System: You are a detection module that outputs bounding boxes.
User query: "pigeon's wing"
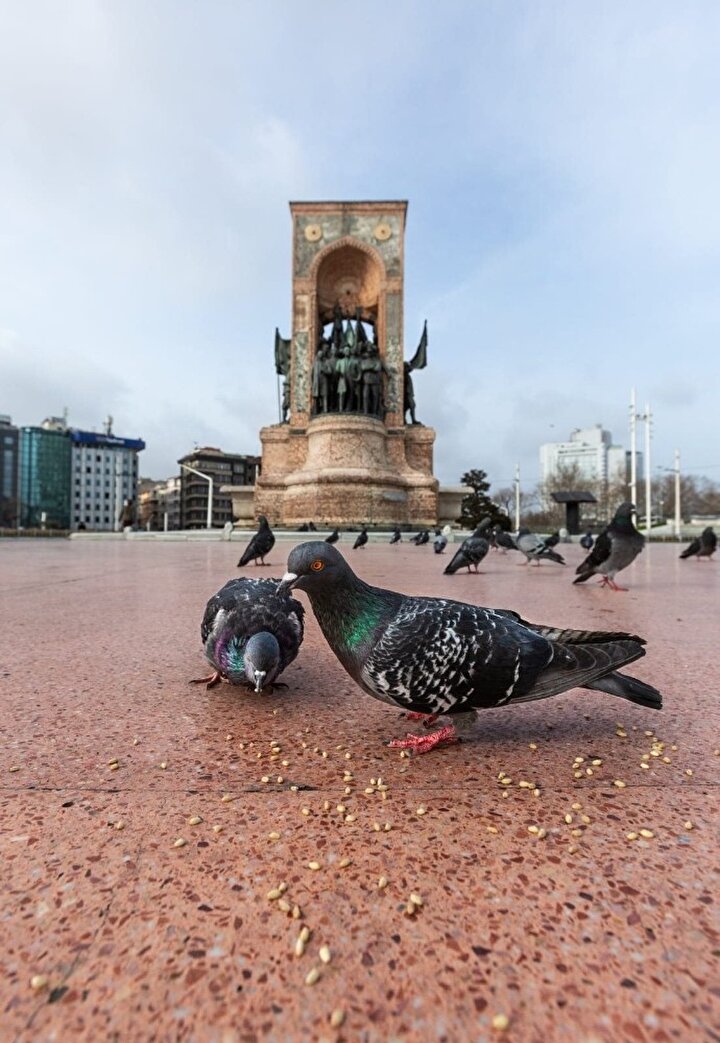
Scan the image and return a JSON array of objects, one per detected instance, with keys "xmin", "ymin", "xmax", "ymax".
[
  {"xmin": 443, "ymin": 547, "xmax": 469, "ymax": 574},
  {"xmin": 200, "ymin": 578, "xmax": 279, "ymax": 642},
  {"xmin": 492, "ymin": 609, "xmax": 646, "ymax": 647},
  {"xmin": 680, "ymin": 537, "xmax": 701, "ymax": 559},
  {"xmin": 360, "ymin": 600, "xmax": 555, "ymax": 716},
  {"xmin": 463, "ymin": 537, "xmax": 489, "ymax": 564},
  {"xmin": 539, "ymin": 547, "xmax": 565, "ymax": 565},
  {"xmin": 252, "ymin": 589, "xmax": 305, "ymax": 669},
  {"xmin": 517, "ymin": 532, "xmax": 541, "ymax": 555},
  {"xmin": 574, "ymin": 529, "xmax": 611, "ymax": 581},
  {"xmin": 606, "ymin": 530, "xmax": 643, "ymax": 573},
  {"xmin": 238, "ymin": 531, "xmax": 264, "ymax": 566}
]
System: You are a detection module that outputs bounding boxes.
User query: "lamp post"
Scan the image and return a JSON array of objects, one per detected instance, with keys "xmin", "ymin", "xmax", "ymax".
[
  {"xmin": 180, "ymin": 463, "xmax": 214, "ymax": 530},
  {"xmin": 514, "ymin": 464, "xmax": 521, "ymax": 531},
  {"xmin": 629, "ymin": 390, "xmax": 652, "ymax": 535},
  {"xmin": 674, "ymin": 449, "xmax": 681, "ymax": 539},
  {"xmin": 656, "ymin": 454, "xmax": 682, "ymax": 539}
]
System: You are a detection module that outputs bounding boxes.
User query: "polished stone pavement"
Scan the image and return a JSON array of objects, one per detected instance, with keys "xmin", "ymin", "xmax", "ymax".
[{"xmin": 1, "ymin": 537, "xmax": 718, "ymax": 1043}]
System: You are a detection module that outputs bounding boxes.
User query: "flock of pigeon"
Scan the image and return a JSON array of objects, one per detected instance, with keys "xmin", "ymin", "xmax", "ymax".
[{"xmin": 192, "ymin": 505, "xmax": 714, "ymax": 754}]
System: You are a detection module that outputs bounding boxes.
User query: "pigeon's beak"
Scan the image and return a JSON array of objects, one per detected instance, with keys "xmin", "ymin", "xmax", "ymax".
[
  {"xmin": 253, "ymin": 670, "xmax": 267, "ymax": 693},
  {"xmin": 278, "ymin": 571, "xmax": 298, "ymax": 593}
]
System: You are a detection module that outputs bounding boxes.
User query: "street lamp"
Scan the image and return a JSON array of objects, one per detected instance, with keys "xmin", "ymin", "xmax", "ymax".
[
  {"xmin": 629, "ymin": 389, "xmax": 652, "ymax": 536},
  {"xmin": 180, "ymin": 463, "xmax": 214, "ymax": 530},
  {"xmin": 514, "ymin": 464, "xmax": 521, "ymax": 531},
  {"xmin": 656, "ymin": 451, "xmax": 682, "ymax": 539}
]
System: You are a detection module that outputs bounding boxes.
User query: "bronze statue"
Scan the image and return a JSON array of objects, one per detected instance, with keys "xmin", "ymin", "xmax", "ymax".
[
  {"xmin": 404, "ymin": 320, "xmax": 428, "ymax": 425},
  {"xmin": 274, "ymin": 328, "xmax": 292, "ymax": 423},
  {"xmin": 361, "ymin": 342, "xmax": 391, "ymax": 417},
  {"xmin": 335, "ymin": 345, "xmax": 353, "ymax": 412}
]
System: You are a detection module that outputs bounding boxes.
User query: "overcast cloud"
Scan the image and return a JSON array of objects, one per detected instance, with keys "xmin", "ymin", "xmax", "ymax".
[{"xmin": 1, "ymin": 1, "xmax": 719, "ymax": 491}]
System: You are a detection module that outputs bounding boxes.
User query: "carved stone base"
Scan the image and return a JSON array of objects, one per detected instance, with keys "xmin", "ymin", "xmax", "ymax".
[{"xmin": 255, "ymin": 415, "xmax": 438, "ymax": 527}]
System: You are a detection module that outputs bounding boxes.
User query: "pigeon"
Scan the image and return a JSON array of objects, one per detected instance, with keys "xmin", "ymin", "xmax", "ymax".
[
  {"xmin": 493, "ymin": 528, "xmax": 517, "ymax": 554},
  {"xmin": 237, "ymin": 515, "xmax": 275, "ymax": 567},
  {"xmin": 389, "ymin": 527, "xmax": 402, "ymax": 545},
  {"xmin": 574, "ymin": 502, "xmax": 644, "ymax": 591},
  {"xmin": 433, "ymin": 533, "xmax": 448, "ymax": 554},
  {"xmin": 443, "ymin": 536, "xmax": 490, "ymax": 574},
  {"xmin": 191, "ymin": 577, "xmax": 304, "ymax": 691},
  {"xmin": 353, "ymin": 526, "xmax": 369, "ymax": 550},
  {"xmin": 278, "ymin": 542, "xmax": 662, "ymax": 755},
  {"xmin": 679, "ymin": 527, "xmax": 716, "ymax": 561},
  {"xmin": 410, "ymin": 530, "xmax": 430, "ymax": 546},
  {"xmin": 580, "ymin": 531, "xmax": 594, "ymax": 551},
  {"xmin": 308, "ymin": 521, "xmax": 317, "ymax": 532},
  {"xmin": 325, "ymin": 529, "xmax": 340, "ymax": 544},
  {"xmin": 544, "ymin": 531, "xmax": 561, "ymax": 549},
  {"xmin": 516, "ymin": 528, "xmax": 566, "ymax": 566}
]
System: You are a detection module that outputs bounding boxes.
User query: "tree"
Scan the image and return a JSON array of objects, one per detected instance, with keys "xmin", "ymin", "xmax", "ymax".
[{"xmin": 457, "ymin": 470, "xmax": 507, "ymax": 530}]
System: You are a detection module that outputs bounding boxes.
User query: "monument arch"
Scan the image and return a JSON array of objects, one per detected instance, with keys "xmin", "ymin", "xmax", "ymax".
[{"xmin": 255, "ymin": 201, "xmax": 438, "ymax": 527}]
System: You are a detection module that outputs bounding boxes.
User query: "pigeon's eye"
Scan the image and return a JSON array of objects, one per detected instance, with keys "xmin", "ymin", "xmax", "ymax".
[{"xmin": 310, "ymin": 559, "xmax": 325, "ymax": 572}]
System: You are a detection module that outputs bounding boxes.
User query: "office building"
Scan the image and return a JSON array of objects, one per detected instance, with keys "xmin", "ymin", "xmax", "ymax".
[
  {"xmin": 0, "ymin": 415, "xmax": 20, "ymax": 527},
  {"xmin": 70, "ymin": 422, "xmax": 145, "ymax": 531},
  {"xmin": 540, "ymin": 425, "xmax": 640, "ymax": 487},
  {"xmin": 178, "ymin": 447, "xmax": 260, "ymax": 528},
  {"xmin": 19, "ymin": 424, "xmax": 72, "ymax": 529}
]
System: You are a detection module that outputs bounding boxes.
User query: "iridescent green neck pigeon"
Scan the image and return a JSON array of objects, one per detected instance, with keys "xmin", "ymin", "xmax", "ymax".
[{"xmin": 279, "ymin": 542, "xmax": 661, "ymax": 755}]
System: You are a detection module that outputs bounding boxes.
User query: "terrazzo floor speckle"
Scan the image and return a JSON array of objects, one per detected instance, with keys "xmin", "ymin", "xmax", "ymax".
[{"xmin": 1, "ymin": 537, "xmax": 718, "ymax": 1043}]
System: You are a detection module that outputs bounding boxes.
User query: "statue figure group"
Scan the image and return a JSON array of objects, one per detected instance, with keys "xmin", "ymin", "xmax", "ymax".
[
  {"xmin": 275, "ymin": 305, "xmax": 428, "ymax": 425},
  {"xmin": 312, "ymin": 335, "xmax": 391, "ymax": 418}
]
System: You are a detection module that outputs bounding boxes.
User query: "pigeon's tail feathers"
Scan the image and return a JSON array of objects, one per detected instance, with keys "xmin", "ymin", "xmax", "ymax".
[
  {"xmin": 573, "ymin": 564, "xmax": 594, "ymax": 584},
  {"xmin": 238, "ymin": 546, "xmax": 254, "ymax": 567},
  {"xmin": 443, "ymin": 550, "xmax": 466, "ymax": 574},
  {"xmin": 679, "ymin": 539, "xmax": 700, "ymax": 559},
  {"xmin": 543, "ymin": 548, "xmax": 565, "ymax": 565},
  {"xmin": 509, "ymin": 636, "xmax": 651, "ymax": 705},
  {"xmin": 584, "ymin": 671, "xmax": 662, "ymax": 710}
]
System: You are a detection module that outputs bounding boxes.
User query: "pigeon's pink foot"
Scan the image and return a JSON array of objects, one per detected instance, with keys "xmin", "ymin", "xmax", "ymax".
[
  {"xmin": 402, "ymin": 710, "xmax": 435, "ymax": 722},
  {"xmin": 388, "ymin": 725, "xmax": 458, "ymax": 754},
  {"xmin": 190, "ymin": 671, "xmax": 222, "ymax": 689},
  {"xmin": 600, "ymin": 577, "xmax": 628, "ymax": 591}
]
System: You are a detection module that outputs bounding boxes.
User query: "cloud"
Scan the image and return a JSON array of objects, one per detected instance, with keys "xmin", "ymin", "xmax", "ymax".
[{"xmin": 1, "ymin": 1, "xmax": 718, "ymax": 495}]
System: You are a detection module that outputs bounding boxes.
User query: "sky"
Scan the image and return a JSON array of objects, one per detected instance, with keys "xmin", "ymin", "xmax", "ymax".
[{"xmin": 2, "ymin": 1, "xmax": 719, "ymax": 493}]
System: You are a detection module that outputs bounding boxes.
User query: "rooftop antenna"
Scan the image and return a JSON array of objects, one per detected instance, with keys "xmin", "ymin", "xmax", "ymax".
[{"xmin": 104, "ymin": 415, "xmax": 113, "ymax": 435}]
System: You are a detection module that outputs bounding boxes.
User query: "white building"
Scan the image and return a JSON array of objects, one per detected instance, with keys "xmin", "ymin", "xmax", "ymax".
[
  {"xmin": 540, "ymin": 425, "xmax": 641, "ymax": 487},
  {"xmin": 70, "ymin": 422, "xmax": 145, "ymax": 531}
]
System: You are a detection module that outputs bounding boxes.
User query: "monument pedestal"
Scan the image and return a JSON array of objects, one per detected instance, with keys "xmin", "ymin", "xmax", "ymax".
[{"xmin": 255, "ymin": 415, "xmax": 438, "ymax": 527}]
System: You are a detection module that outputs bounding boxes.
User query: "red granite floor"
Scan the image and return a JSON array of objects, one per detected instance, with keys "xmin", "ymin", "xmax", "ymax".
[{"xmin": 1, "ymin": 537, "xmax": 718, "ymax": 1043}]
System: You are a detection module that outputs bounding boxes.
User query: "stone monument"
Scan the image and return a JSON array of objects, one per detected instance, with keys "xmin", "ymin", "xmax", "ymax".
[{"xmin": 254, "ymin": 201, "xmax": 439, "ymax": 527}]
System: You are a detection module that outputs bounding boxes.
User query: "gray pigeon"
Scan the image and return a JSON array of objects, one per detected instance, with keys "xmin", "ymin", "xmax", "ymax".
[
  {"xmin": 389, "ymin": 527, "xmax": 402, "ymax": 544},
  {"xmin": 679, "ymin": 527, "xmax": 716, "ymax": 561},
  {"xmin": 237, "ymin": 515, "xmax": 275, "ymax": 567},
  {"xmin": 580, "ymin": 531, "xmax": 594, "ymax": 551},
  {"xmin": 443, "ymin": 536, "xmax": 490, "ymax": 574},
  {"xmin": 191, "ymin": 577, "xmax": 304, "ymax": 691},
  {"xmin": 574, "ymin": 502, "xmax": 644, "ymax": 590},
  {"xmin": 325, "ymin": 528, "xmax": 340, "ymax": 544},
  {"xmin": 353, "ymin": 526, "xmax": 369, "ymax": 550},
  {"xmin": 433, "ymin": 533, "xmax": 448, "ymax": 554},
  {"xmin": 278, "ymin": 542, "xmax": 661, "ymax": 754},
  {"xmin": 516, "ymin": 528, "xmax": 565, "ymax": 566},
  {"xmin": 493, "ymin": 528, "xmax": 517, "ymax": 554}
]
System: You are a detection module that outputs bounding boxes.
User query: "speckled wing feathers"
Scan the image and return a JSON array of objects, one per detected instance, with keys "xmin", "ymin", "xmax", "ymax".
[{"xmin": 360, "ymin": 598, "xmax": 554, "ymax": 715}]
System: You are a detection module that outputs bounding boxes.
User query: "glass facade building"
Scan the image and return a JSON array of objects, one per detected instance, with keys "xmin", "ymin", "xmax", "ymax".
[{"xmin": 19, "ymin": 426, "xmax": 72, "ymax": 529}]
